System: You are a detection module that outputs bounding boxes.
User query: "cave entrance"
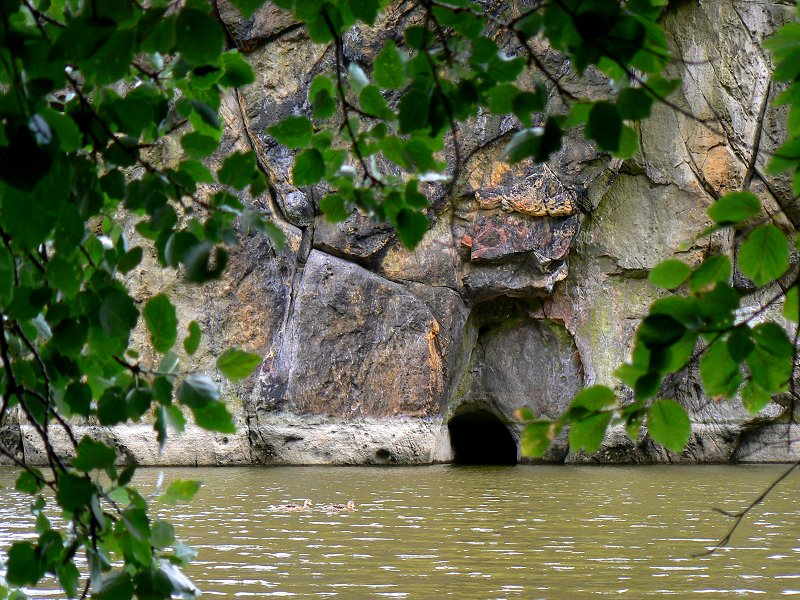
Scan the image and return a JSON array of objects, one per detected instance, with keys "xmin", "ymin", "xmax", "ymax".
[{"xmin": 448, "ymin": 408, "xmax": 518, "ymax": 465}]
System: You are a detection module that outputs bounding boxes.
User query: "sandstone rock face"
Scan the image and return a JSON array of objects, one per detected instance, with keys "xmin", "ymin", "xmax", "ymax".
[
  {"xmin": 256, "ymin": 250, "xmax": 458, "ymax": 418},
  {"xmin": 18, "ymin": 0, "xmax": 798, "ymax": 467}
]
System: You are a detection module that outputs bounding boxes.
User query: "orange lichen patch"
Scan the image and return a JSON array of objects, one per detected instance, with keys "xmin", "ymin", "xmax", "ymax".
[
  {"xmin": 426, "ymin": 320, "xmax": 444, "ymax": 399},
  {"xmin": 460, "ymin": 234, "xmax": 473, "ymax": 248},
  {"xmin": 475, "ymin": 192, "xmax": 503, "ymax": 210},
  {"xmin": 467, "ymin": 156, "xmax": 513, "ymax": 191},
  {"xmin": 702, "ymin": 144, "xmax": 744, "ymax": 196},
  {"xmin": 505, "ymin": 193, "xmax": 547, "ymax": 216},
  {"xmin": 469, "ymin": 157, "xmax": 578, "ymax": 218},
  {"xmin": 544, "ymin": 193, "xmax": 577, "ymax": 217}
]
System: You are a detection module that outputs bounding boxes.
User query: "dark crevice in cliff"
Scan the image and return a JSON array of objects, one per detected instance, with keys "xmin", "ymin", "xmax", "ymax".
[
  {"xmin": 741, "ymin": 81, "xmax": 770, "ymax": 191},
  {"xmin": 681, "ymin": 136, "xmax": 722, "ymax": 202},
  {"xmin": 238, "ymin": 22, "xmax": 306, "ymax": 54},
  {"xmin": 234, "ymin": 88, "xmax": 296, "ymax": 228},
  {"xmin": 448, "ymin": 408, "xmax": 517, "ymax": 465}
]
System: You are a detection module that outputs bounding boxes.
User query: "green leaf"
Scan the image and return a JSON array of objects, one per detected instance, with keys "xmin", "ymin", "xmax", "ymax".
[
  {"xmin": 143, "ymin": 294, "xmax": 178, "ymax": 354},
  {"xmin": 152, "ymin": 519, "xmax": 176, "ymax": 549},
  {"xmin": 97, "ymin": 387, "xmax": 129, "ymax": 426},
  {"xmin": 99, "ymin": 289, "xmax": 139, "ymax": 342},
  {"xmin": 293, "ymin": 149, "xmax": 325, "ymax": 185},
  {"xmin": 192, "ymin": 401, "xmax": 236, "ymax": 433},
  {"xmin": 177, "ymin": 375, "xmax": 219, "ymax": 409},
  {"xmin": 402, "ymin": 139, "xmax": 436, "ymax": 171},
  {"xmin": 310, "ymin": 75, "xmax": 337, "ymax": 120},
  {"xmin": 568, "ymin": 412, "xmax": 611, "ymax": 454},
  {"xmin": 515, "ymin": 12, "xmax": 542, "ymax": 39},
  {"xmin": 399, "ymin": 89, "xmax": 432, "ymax": 134},
  {"xmin": 708, "ymin": 191, "xmax": 761, "ymax": 224},
  {"xmin": 373, "ymin": 41, "xmax": 408, "ymax": 89},
  {"xmin": 614, "ymin": 125, "xmax": 639, "ymax": 159},
  {"xmin": 46, "ymin": 254, "xmax": 82, "ymax": 298},
  {"xmin": 55, "ymin": 473, "xmax": 96, "ymax": 512},
  {"xmin": 347, "ymin": 0, "xmax": 381, "ymax": 24},
  {"xmin": 741, "ymin": 381, "xmax": 772, "ymax": 414},
  {"xmin": 637, "ymin": 314, "xmax": 686, "ymax": 349},
  {"xmin": 648, "ymin": 259, "xmax": 691, "ymax": 290},
  {"xmin": 86, "ymin": 30, "xmax": 137, "ymax": 85},
  {"xmin": 360, "ymin": 85, "xmax": 391, "ymax": 119},
  {"xmin": 73, "ymin": 436, "xmax": 117, "ymax": 474},
  {"xmin": 216, "ymin": 348, "xmax": 262, "ymax": 381},
  {"xmin": 229, "ymin": 0, "xmax": 264, "ymax": 18},
  {"xmin": 161, "ymin": 479, "xmax": 202, "ymax": 505},
  {"xmin": 117, "ymin": 247, "xmax": 144, "ymax": 274},
  {"xmin": 738, "ymin": 225, "xmax": 789, "ymax": 286},
  {"xmin": 727, "ymin": 326, "xmax": 754, "ymax": 362},
  {"xmin": 121, "ymin": 507, "xmax": 151, "ymax": 541},
  {"xmin": 7, "ymin": 542, "xmax": 44, "ymax": 586},
  {"xmin": 57, "ymin": 561, "xmax": 80, "ymax": 599},
  {"xmin": 127, "ymin": 387, "xmax": 153, "ymax": 420},
  {"xmin": 586, "ymin": 102, "xmax": 622, "ymax": 152},
  {"xmin": 485, "ymin": 84, "xmax": 520, "ymax": 114},
  {"xmin": 570, "ymin": 385, "xmax": 615, "ymax": 411},
  {"xmin": 268, "ymin": 116, "xmax": 313, "ymax": 148},
  {"xmin": 219, "ymin": 151, "xmax": 258, "ymax": 190},
  {"xmin": 184, "ymin": 242, "xmax": 229, "ymax": 283},
  {"xmin": 41, "ymin": 107, "xmax": 82, "ymax": 153},
  {"xmin": 634, "ymin": 372, "xmax": 662, "ymax": 400},
  {"xmin": 647, "ymin": 399, "xmax": 690, "ymax": 452},
  {"xmin": 512, "ymin": 90, "xmax": 546, "ymax": 126},
  {"xmin": 617, "ymin": 87, "xmax": 653, "ymax": 120},
  {"xmin": 394, "ymin": 208, "xmax": 429, "ymax": 250},
  {"xmin": 690, "ymin": 255, "xmax": 731, "ymax": 292},
  {"xmin": 0, "ymin": 245, "xmax": 13, "ymax": 305},
  {"xmin": 320, "ymin": 194, "xmax": 350, "ymax": 222},
  {"xmin": 220, "ymin": 50, "xmax": 256, "ymax": 87},
  {"xmin": 65, "ymin": 382, "xmax": 92, "ymax": 417},
  {"xmin": 15, "ymin": 469, "xmax": 44, "ymax": 494},
  {"xmin": 160, "ymin": 351, "xmax": 180, "ymax": 375},
  {"xmin": 181, "ymin": 131, "xmax": 219, "ymax": 159},
  {"xmin": 520, "ymin": 421, "xmax": 553, "ymax": 457},
  {"xmin": 785, "ymin": 285, "xmax": 799, "ymax": 323},
  {"xmin": 489, "ymin": 54, "xmax": 525, "ymax": 83},
  {"xmin": 700, "ymin": 340, "xmax": 742, "ymax": 398},
  {"xmin": 95, "ymin": 571, "xmax": 134, "ymax": 600},
  {"xmin": 502, "ymin": 119, "xmax": 562, "ymax": 163},
  {"xmin": 176, "ymin": 8, "xmax": 224, "ymax": 65},
  {"xmin": 747, "ymin": 323, "xmax": 793, "ymax": 393},
  {"xmin": 184, "ymin": 321, "xmax": 202, "ymax": 355},
  {"xmin": 179, "ymin": 160, "xmax": 215, "ymax": 185}
]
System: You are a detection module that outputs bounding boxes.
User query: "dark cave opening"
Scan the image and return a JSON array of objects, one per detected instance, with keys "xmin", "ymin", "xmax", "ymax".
[{"xmin": 448, "ymin": 408, "xmax": 518, "ymax": 465}]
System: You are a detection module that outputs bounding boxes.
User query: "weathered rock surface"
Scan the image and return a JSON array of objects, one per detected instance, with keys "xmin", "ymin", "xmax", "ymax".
[
  {"xmin": 257, "ymin": 249, "xmax": 458, "ymax": 417},
  {"xmin": 18, "ymin": 0, "xmax": 800, "ymax": 467},
  {"xmin": 246, "ymin": 415, "xmax": 451, "ymax": 465}
]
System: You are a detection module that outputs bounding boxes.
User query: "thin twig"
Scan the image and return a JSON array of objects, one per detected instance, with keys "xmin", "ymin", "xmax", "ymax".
[
  {"xmin": 322, "ymin": 11, "xmax": 385, "ymax": 189},
  {"xmin": 0, "ymin": 315, "xmax": 65, "ymax": 475},
  {"xmin": 420, "ymin": 8, "xmax": 461, "ymax": 196},
  {"xmin": 695, "ymin": 459, "xmax": 800, "ymax": 557}
]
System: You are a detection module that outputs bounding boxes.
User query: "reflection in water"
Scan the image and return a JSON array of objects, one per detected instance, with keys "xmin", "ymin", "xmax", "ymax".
[{"xmin": 1, "ymin": 465, "xmax": 800, "ymax": 597}]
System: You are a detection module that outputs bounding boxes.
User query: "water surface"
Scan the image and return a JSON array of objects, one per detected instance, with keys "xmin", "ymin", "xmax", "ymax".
[{"xmin": 1, "ymin": 465, "xmax": 800, "ymax": 598}]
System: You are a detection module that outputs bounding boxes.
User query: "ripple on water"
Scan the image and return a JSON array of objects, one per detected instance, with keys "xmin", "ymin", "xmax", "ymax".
[{"xmin": 2, "ymin": 465, "xmax": 800, "ymax": 598}]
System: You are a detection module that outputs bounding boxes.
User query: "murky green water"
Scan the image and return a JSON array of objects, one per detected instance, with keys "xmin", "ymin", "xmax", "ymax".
[{"xmin": 2, "ymin": 465, "xmax": 800, "ymax": 598}]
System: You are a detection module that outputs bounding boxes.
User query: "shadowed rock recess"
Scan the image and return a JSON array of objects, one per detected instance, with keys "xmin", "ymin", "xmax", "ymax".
[{"xmin": 18, "ymin": 0, "xmax": 800, "ymax": 465}]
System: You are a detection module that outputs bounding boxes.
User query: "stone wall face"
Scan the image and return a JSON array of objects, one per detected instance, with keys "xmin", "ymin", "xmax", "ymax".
[{"xmin": 18, "ymin": 0, "xmax": 799, "ymax": 466}]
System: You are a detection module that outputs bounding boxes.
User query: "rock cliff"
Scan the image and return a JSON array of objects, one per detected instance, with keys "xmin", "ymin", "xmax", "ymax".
[{"xmin": 18, "ymin": 0, "xmax": 800, "ymax": 466}]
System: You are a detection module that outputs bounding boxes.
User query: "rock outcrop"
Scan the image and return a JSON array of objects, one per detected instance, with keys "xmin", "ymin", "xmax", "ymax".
[{"xmin": 17, "ymin": 0, "xmax": 799, "ymax": 466}]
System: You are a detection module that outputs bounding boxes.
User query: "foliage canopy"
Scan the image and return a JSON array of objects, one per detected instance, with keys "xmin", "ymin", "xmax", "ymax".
[{"xmin": 1, "ymin": 0, "xmax": 800, "ymax": 596}]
